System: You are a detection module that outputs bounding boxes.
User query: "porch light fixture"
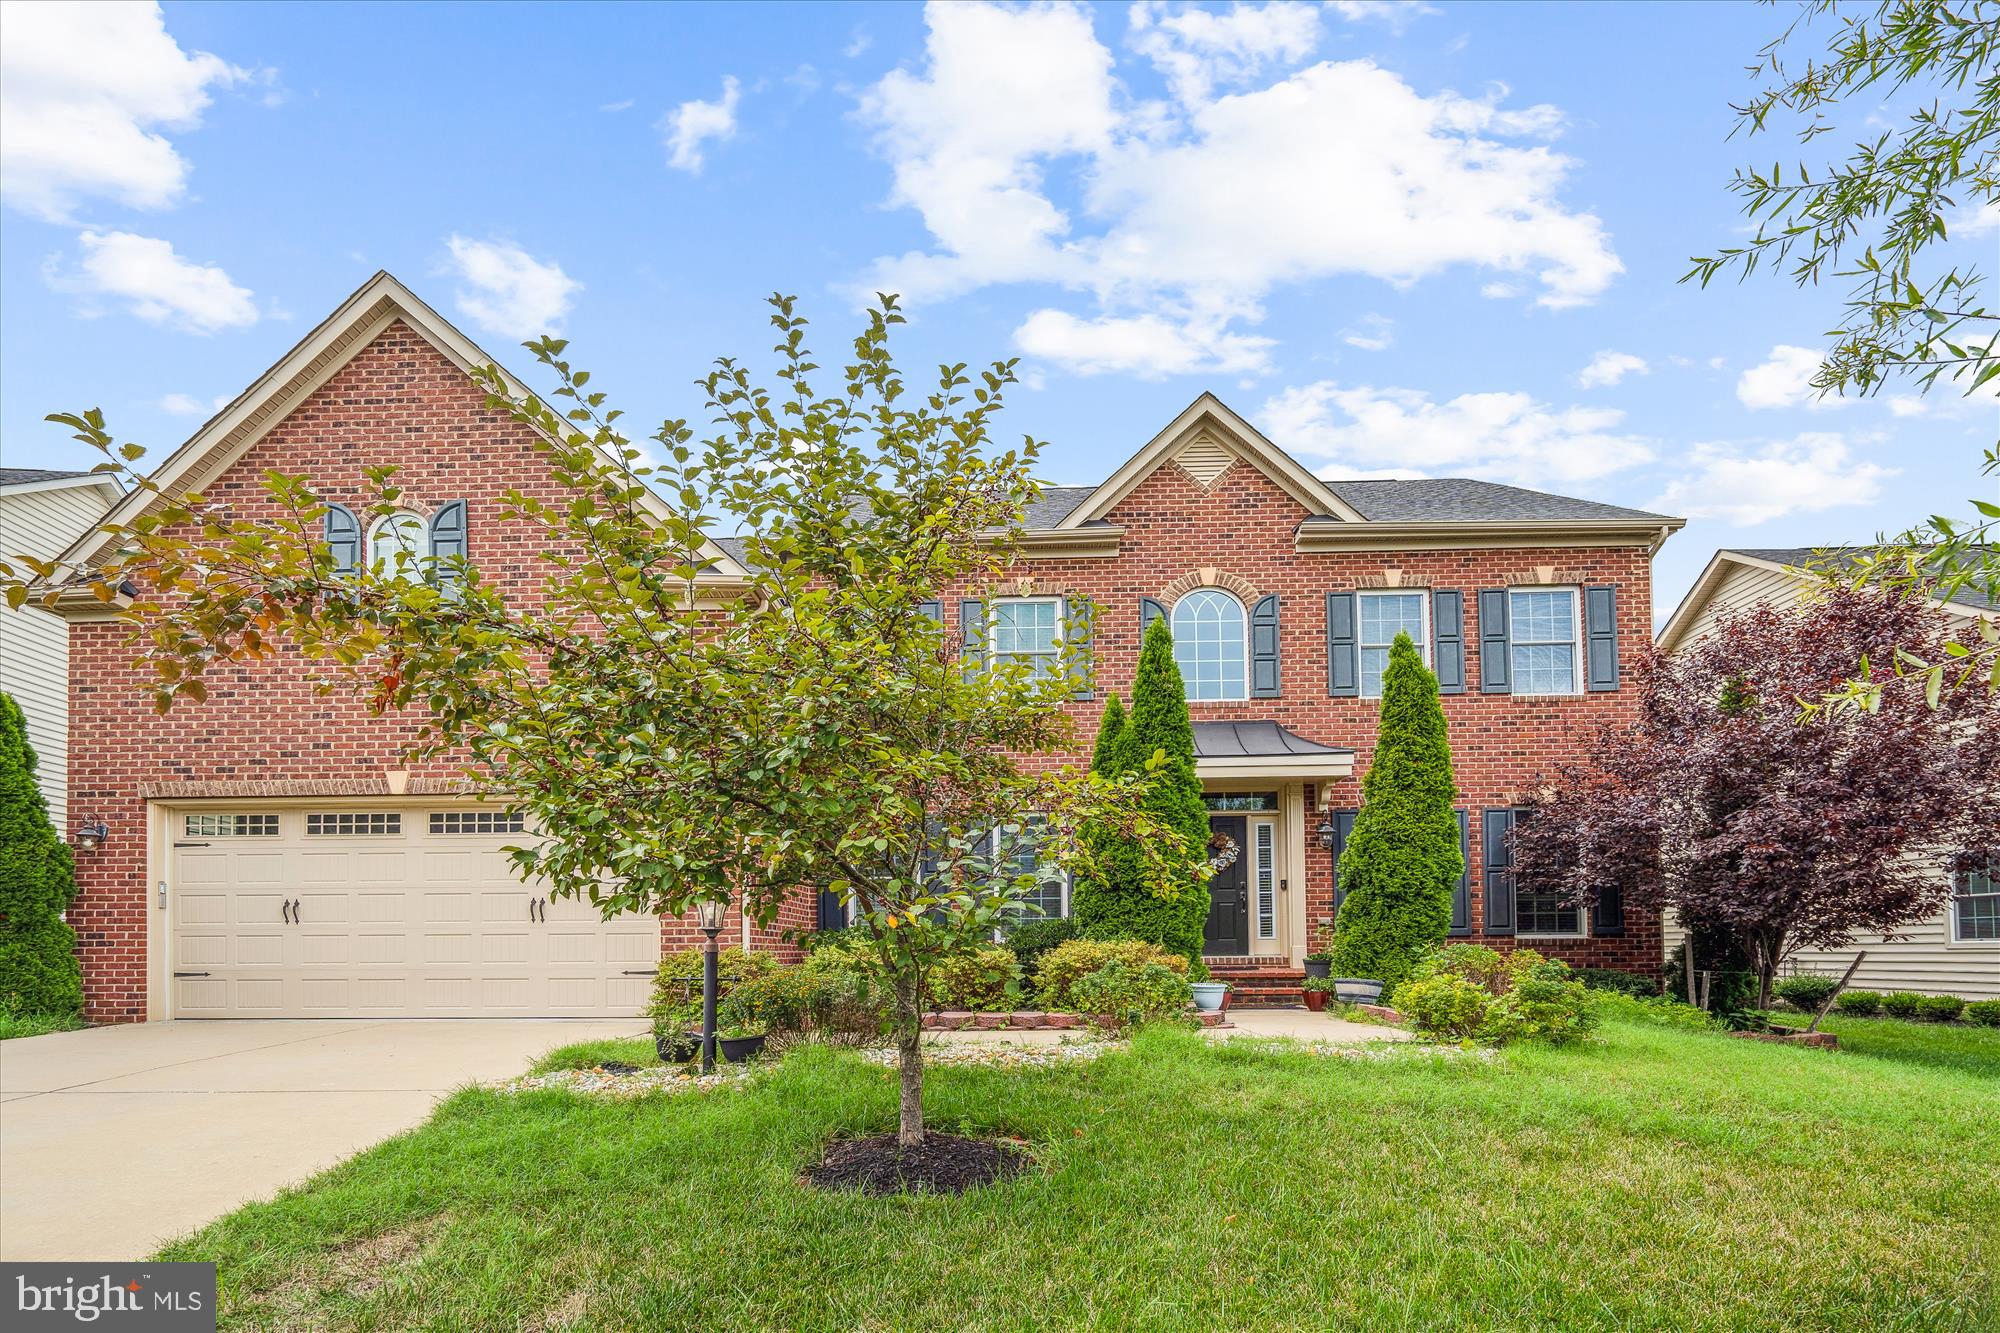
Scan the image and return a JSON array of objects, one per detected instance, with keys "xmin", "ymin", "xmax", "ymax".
[
  {"xmin": 74, "ymin": 819, "xmax": 110, "ymax": 852},
  {"xmin": 696, "ymin": 894, "xmax": 730, "ymax": 1073},
  {"xmin": 1315, "ymin": 816, "xmax": 1339, "ymax": 851}
]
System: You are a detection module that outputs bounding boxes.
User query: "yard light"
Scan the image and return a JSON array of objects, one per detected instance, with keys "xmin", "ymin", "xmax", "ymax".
[
  {"xmin": 1315, "ymin": 816, "xmax": 1339, "ymax": 851},
  {"xmin": 696, "ymin": 895, "xmax": 729, "ymax": 1073},
  {"xmin": 74, "ymin": 819, "xmax": 110, "ymax": 852}
]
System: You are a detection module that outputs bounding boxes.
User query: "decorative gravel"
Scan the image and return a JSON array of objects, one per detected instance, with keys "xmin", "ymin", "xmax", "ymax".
[
  {"xmin": 863, "ymin": 1040, "xmax": 1120, "ymax": 1070},
  {"xmin": 497, "ymin": 1062, "xmax": 760, "ymax": 1099}
]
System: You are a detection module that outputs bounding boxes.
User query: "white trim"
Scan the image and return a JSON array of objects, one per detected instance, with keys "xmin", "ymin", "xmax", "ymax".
[
  {"xmin": 1171, "ymin": 587, "xmax": 1250, "ymax": 702},
  {"xmin": 1950, "ymin": 862, "xmax": 2000, "ymax": 945},
  {"xmin": 987, "ymin": 594, "xmax": 1064, "ymax": 679},
  {"xmin": 1195, "ymin": 753, "xmax": 1354, "ymax": 782},
  {"xmin": 1357, "ymin": 587, "xmax": 1431, "ymax": 698},
  {"xmin": 1252, "ymin": 818, "xmax": 1277, "ymax": 941},
  {"xmin": 1296, "ymin": 516, "xmax": 1682, "ymax": 555},
  {"xmin": 1657, "ymin": 547, "xmax": 1995, "ymax": 655},
  {"xmin": 0, "ymin": 472, "xmax": 125, "ymax": 502},
  {"xmin": 1507, "ymin": 585, "xmax": 1584, "ymax": 697},
  {"xmin": 366, "ymin": 509, "xmax": 430, "ymax": 571}
]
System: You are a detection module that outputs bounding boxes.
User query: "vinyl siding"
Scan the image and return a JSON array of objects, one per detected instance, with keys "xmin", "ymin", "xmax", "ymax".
[
  {"xmin": 1663, "ymin": 896, "xmax": 2000, "ymax": 1000},
  {"xmin": 1678, "ymin": 563, "xmax": 1810, "ymax": 645},
  {"xmin": 0, "ymin": 482, "xmax": 115, "ymax": 824}
]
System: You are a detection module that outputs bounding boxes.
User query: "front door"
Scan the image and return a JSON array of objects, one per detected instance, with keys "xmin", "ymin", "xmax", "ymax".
[{"xmin": 1203, "ymin": 814, "xmax": 1249, "ymax": 955}]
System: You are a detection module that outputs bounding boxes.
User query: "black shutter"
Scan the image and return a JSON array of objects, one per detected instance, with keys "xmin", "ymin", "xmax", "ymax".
[
  {"xmin": 428, "ymin": 500, "xmax": 469, "ymax": 593},
  {"xmin": 1433, "ymin": 590, "xmax": 1466, "ymax": 695},
  {"xmin": 1139, "ymin": 597, "xmax": 1167, "ymax": 637},
  {"xmin": 815, "ymin": 890, "xmax": 847, "ymax": 931},
  {"xmin": 916, "ymin": 599, "xmax": 943, "ymax": 621},
  {"xmin": 1325, "ymin": 591, "xmax": 1358, "ymax": 697},
  {"xmin": 1250, "ymin": 594, "xmax": 1281, "ymax": 698},
  {"xmin": 1478, "ymin": 589, "xmax": 1511, "ymax": 694},
  {"xmin": 1450, "ymin": 810, "xmax": 1471, "ymax": 935},
  {"xmin": 961, "ymin": 600, "xmax": 985, "ymax": 675},
  {"xmin": 1481, "ymin": 808, "xmax": 1516, "ymax": 935},
  {"xmin": 1328, "ymin": 809, "xmax": 1358, "ymax": 914},
  {"xmin": 1585, "ymin": 585, "xmax": 1620, "ymax": 692},
  {"xmin": 1065, "ymin": 595, "xmax": 1095, "ymax": 701},
  {"xmin": 1591, "ymin": 884, "xmax": 1625, "ymax": 936},
  {"xmin": 325, "ymin": 503, "xmax": 362, "ymax": 576}
]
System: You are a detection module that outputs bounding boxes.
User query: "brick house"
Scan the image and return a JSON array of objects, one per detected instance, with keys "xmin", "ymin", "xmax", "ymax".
[{"xmin": 44, "ymin": 273, "xmax": 1682, "ymax": 1023}]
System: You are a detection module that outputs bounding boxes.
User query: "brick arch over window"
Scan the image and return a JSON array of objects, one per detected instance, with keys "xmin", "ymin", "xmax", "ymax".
[{"xmin": 1158, "ymin": 567, "xmax": 1264, "ymax": 606}]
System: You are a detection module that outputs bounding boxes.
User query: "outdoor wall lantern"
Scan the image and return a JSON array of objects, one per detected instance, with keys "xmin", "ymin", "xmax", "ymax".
[
  {"xmin": 74, "ymin": 819, "xmax": 110, "ymax": 852},
  {"xmin": 1314, "ymin": 817, "xmax": 1339, "ymax": 851},
  {"xmin": 695, "ymin": 894, "xmax": 730, "ymax": 1073}
]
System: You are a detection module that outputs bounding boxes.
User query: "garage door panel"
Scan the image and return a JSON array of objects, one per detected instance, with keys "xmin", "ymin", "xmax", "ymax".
[{"xmin": 171, "ymin": 807, "xmax": 660, "ymax": 1018}]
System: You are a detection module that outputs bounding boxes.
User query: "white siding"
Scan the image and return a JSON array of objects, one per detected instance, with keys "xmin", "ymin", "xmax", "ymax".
[
  {"xmin": 1676, "ymin": 563, "xmax": 1812, "ymax": 646},
  {"xmin": 0, "ymin": 482, "xmax": 116, "ymax": 825},
  {"xmin": 1664, "ymin": 895, "xmax": 2000, "ymax": 1000}
]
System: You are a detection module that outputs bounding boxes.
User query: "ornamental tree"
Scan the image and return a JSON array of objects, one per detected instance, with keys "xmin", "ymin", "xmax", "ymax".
[
  {"xmin": 0, "ymin": 692, "xmax": 82, "ymax": 1019},
  {"xmin": 1329, "ymin": 632, "xmax": 1462, "ymax": 996},
  {"xmin": 13, "ymin": 296, "xmax": 1202, "ymax": 1149},
  {"xmin": 1071, "ymin": 619, "xmax": 1212, "ymax": 971},
  {"xmin": 1511, "ymin": 588, "xmax": 2000, "ymax": 1009}
]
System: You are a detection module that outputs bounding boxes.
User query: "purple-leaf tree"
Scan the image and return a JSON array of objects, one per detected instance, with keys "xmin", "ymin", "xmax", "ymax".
[{"xmin": 1512, "ymin": 587, "xmax": 2000, "ymax": 1009}]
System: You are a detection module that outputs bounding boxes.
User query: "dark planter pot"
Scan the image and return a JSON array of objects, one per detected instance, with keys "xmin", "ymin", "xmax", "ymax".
[
  {"xmin": 655, "ymin": 1030, "xmax": 700, "ymax": 1063},
  {"xmin": 1302, "ymin": 990, "xmax": 1328, "ymax": 1012},
  {"xmin": 718, "ymin": 1034, "xmax": 766, "ymax": 1063},
  {"xmin": 1303, "ymin": 958, "xmax": 1332, "ymax": 980},
  {"xmin": 1333, "ymin": 978, "xmax": 1384, "ymax": 1004}
]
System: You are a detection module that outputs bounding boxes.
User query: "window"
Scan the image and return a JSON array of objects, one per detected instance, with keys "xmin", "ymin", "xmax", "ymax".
[
  {"xmin": 997, "ymin": 816, "xmax": 1068, "ymax": 921},
  {"xmin": 1204, "ymin": 792, "xmax": 1278, "ymax": 812},
  {"xmin": 367, "ymin": 510, "xmax": 429, "ymax": 575},
  {"xmin": 1516, "ymin": 888, "xmax": 1582, "ymax": 936},
  {"xmin": 305, "ymin": 812, "xmax": 402, "ymax": 836},
  {"xmin": 1955, "ymin": 859, "xmax": 2000, "ymax": 942},
  {"xmin": 1508, "ymin": 588, "xmax": 1580, "ymax": 695},
  {"xmin": 429, "ymin": 810, "xmax": 526, "ymax": 835},
  {"xmin": 185, "ymin": 813, "xmax": 278, "ymax": 837},
  {"xmin": 990, "ymin": 598, "xmax": 1062, "ymax": 681},
  {"xmin": 1172, "ymin": 589, "xmax": 1247, "ymax": 700},
  {"xmin": 1359, "ymin": 590, "xmax": 1428, "ymax": 697},
  {"xmin": 1254, "ymin": 821, "xmax": 1276, "ymax": 940}
]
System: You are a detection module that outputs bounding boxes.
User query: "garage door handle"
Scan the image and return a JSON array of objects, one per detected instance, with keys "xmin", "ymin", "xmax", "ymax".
[
  {"xmin": 290, "ymin": 898, "xmax": 301, "ymax": 923},
  {"xmin": 173, "ymin": 971, "xmax": 211, "ymax": 978},
  {"xmin": 282, "ymin": 900, "xmax": 293, "ymax": 924}
]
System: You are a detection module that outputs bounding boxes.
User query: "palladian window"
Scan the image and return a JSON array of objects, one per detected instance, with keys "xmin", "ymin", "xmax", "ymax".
[{"xmin": 1171, "ymin": 589, "xmax": 1247, "ymax": 701}]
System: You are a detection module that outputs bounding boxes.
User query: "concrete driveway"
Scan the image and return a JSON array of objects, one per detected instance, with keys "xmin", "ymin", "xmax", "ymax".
[{"xmin": 0, "ymin": 1019, "xmax": 643, "ymax": 1262}]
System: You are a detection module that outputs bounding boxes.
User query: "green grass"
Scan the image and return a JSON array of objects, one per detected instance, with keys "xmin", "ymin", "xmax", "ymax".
[
  {"xmin": 1795, "ymin": 1012, "xmax": 2000, "ymax": 1079},
  {"xmin": 0, "ymin": 1010, "xmax": 84, "ymax": 1041},
  {"xmin": 159, "ymin": 1018, "xmax": 1998, "ymax": 1332},
  {"xmin": 525, "ymin": 1038, "xmax": 662, "ymax": 1075}
]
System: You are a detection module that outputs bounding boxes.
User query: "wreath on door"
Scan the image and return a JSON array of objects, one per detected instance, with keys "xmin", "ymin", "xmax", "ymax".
[{"xmin": 1206, "ymin": 830, "xmax": 1240, "ymax": 873}]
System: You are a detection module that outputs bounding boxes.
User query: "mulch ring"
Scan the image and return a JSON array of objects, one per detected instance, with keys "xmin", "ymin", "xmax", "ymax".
[{"xmin": 804, "ymin": 1131, "xmax": 1031, "ymax": 1196}]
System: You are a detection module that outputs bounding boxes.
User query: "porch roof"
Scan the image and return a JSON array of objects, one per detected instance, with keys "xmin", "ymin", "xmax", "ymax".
[{"xmin": 1190, "ymin": 722, "xmax": 1354, "ymax": 782}]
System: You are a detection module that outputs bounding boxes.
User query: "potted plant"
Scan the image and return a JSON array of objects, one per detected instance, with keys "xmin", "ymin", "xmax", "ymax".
[
  {"xmin": 1333, "ymin": 977, "xmax": 1384, "ymax": 1004},
  {"xmin": 1303, "ymin": 924, "xmax": 1334, "ymax": 979},
  {"xmin": 1191, "ymin": 979, "xmax": 1230, "ymax": 1012},
  {"xmin": 716, "ymin": 1025, "xmax": 767, "ymax": 1062},
  {"xmin": 1301, "ymin": 976, "xmax": 1335, "ymax": 1012},
  {"xmin": 650, "ymin": 993, "xmax": 703, "ymax": 1064}
]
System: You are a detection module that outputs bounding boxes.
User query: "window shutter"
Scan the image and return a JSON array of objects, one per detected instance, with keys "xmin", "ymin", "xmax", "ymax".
[
  {"xmin": 1065, "ymin": 594, "xmax": 1095, "ymax": 701},
  {"xmin": 916, "ymin": 599, "xmax": 943, "ymax": 621},
  {"xmin": 1249, "ymin": 594, "xmax": 1281, "ymax": 698},
  {"xmin": 815, "ymin": 890, "xmax": 847, "ymax": 931},
  {"xmin": 960, "ymin": 600, "xmax": 986, "ymax": 675},
  {"xmin": 1325, "ymin": 591, "xmax": 1358, "ymax": 697},
  {"xmin": 1433, "ymin": 590, "xmax": 1466, "ymax": 695},
  {"xmin": 1478, "ymin": 589, "xmax": 1511, "ymax": 694},
  {"xmin": 1450, "ymin": 810, "xmax": 1471, "ymax": 936},
  {"xmin": 1585, "ymin": 585, "xmax": 1620, "ymax": 692},
  {"xmin": 428, "ymin": 500, "xmax": 469, "ymax": 592},
  {"xmin": 1328, "ymin": 809, "xmax": 1358, "ymax": 914},
  {"xmin": 1139, "ymin": 597, "xmax": 1167, "ymax": 636},
  {"xmin": 325, "ymin": 503, "xmax": 361, "ymax": 576},
  {"xmin": 1591, "ymin": 884, "xmax": 1625, "ymax": 936},
  {"xmin": 1481, "ymin": 808, "xmax": 1516, "ymax": 935}
]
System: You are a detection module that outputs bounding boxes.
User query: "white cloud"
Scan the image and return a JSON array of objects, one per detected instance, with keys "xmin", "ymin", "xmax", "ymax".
[
  {"xmin": 662, "ymin": 76, "xmax": 741, "ymax": 174},
  {"xmin": 1261, "ymin": 380, "xmax": 1654, "ymax": 486},
  {"xmin": 0, "ymin": 1, "xmax": 249, "ymax": 223},
  {"xmin": 1736, "ymin": 344, "xmax": 1832, "ymax": 410},
  {"xmin": 859, "ymin": 2, "xmax": 1619, "ymax": 378},
  {"xmin": 1014, "ymin": 308, "xmax": 1273, "ymax": 376},
  {"xmin": 158, "ymin": 390, "xmax": 229, "ymax": 415},
  {"xmin": 1950, "ymin": 201, "xmax": 1999, "ymax": 238},
  {"xmin": 1649, "ymin": 433, "xmax": 1894, "ymax": 525},
  {"xmin": 53, "ymin": 230, "xmax": 257, "ymax": 333},
  {"xmin": 442, "ymin": 235, "xmax": 580, "ymax": 339},
  {"xmin": 845, "ymin": 31, "xmax": 874, "ymax": 59},
  {"xmin": 599, "ymin": 98, "xmax": 634, "ymax": 113},
  {"xmin": 1328, "ymin": 0, "xmax": 1437, "ymax": 27},
  {"xmin": 1576, "ymin": 349, "xmax": 1648, "ymax": 388},
  {"xmin": 1341, "ymin": 313, "xmax": 1395, "ymax": 351}
]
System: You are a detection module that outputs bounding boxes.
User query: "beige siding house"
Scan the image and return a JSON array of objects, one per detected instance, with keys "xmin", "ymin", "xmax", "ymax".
[
  {"xmin": 0, "ymin": 468, "xmax": 123, "ymax": 826},
  {"xmin": 1656, "ymin": 548, "xmax": 2000, "ymax": 999}
]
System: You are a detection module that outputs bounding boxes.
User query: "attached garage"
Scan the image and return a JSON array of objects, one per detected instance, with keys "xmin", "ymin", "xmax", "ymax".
[{"xmin": 166, "ymin": 803, "xmax": 659, "ymax": 1018}]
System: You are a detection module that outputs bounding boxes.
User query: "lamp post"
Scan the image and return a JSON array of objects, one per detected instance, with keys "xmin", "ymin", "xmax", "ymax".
[{"xmin": 695, "ymin": 895, "xmax": 729, "ymax": 1073}]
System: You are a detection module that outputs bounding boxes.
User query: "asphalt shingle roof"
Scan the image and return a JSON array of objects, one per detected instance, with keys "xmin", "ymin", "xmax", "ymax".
[
  {"xmin": 1727, "ymin": 547, "xmax": 1997, "ymax": 613},
  {"xmin": 1323, "ymin": 478, "xmax": 1674, "ymax": 523},
  {"xmin": 0, "ymin": 468, "xmax": 94, "ymax": 487}
]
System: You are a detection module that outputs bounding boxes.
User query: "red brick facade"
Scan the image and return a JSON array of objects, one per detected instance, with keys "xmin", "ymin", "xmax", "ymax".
[{"xmin": 63, "ymin": 314, "xmax": 1662, "ymax": 1023}]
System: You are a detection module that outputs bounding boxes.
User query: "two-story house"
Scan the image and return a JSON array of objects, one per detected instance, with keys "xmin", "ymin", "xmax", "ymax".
[{"xmin": 44, "ymin": 273, "xmax": 1681, "ymax": 1024}]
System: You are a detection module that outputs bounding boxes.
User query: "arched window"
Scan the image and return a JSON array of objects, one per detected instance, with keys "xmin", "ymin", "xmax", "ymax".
[
  {"xmin": 367, "ymin": 510, "xmax": 429, "ymax": 574},
  {"xmin": 1171, "ymin": 589, "xmax": 1246, "ymax": 700}
]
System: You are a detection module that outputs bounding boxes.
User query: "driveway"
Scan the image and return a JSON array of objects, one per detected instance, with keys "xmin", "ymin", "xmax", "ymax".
[{"xmin": 0, "ymin": 1019, "xmax": 643, "ymax": 1262}]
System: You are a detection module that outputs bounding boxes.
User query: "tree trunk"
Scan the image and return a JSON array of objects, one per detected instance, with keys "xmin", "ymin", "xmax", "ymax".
[{"xmin": 894, "ymin": 988, "xmax": 925, "ymax": 1147}]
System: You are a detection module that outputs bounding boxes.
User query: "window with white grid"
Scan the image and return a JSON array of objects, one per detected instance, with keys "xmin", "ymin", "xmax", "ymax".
[
  {"xmin": 1955, "ymin": 859, "xmax": 2000, "ymax": 942},
  {"xmin": 990, "ymin": 598, "xmax": 1062, "ymax": 682},
  {"xmin": 428, "ymin": 810, "xmax": 527, "ymax": 835},
  {"xmin": 305, "ymin": 812, "xmax": 403, "ymax": 836},
  {"xmin": 1508, "ymin": 588, "xmax": 1580, "ymax": 695},
  {"xmin": 1359, "ymin": 590, "xmax": 1428, "ymax": 697},
  {"xmin": 1171, "ymin": 589, "xmax": 1247, "ymax": 700},
  {"xmin": 185, "ymin": 813, "xmax": 279, "ymax": 837}
]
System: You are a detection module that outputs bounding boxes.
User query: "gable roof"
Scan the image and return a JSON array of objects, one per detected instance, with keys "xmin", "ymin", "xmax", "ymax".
[
  {"xmin": 0, "ymin": 468, "xmax": 125, "ymax": 502},
  {"xmin": 50, "ymin": 270, "xmax": 749, "ymax": 586},
  {"xmin": 1324, "ymin": 478, "xmax": 1672, "ymax": 524},
  {"xmin": 1657, "ymin": 546, "xmax": 1997, "ymax": 653}
]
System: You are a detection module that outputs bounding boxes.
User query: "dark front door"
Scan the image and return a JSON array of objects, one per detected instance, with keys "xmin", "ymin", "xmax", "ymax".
[{"xmin": 1203, "ymin": 815, "xmax": 1250, "ymax": 956}]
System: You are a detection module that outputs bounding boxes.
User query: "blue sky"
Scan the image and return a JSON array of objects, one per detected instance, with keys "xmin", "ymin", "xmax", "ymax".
[{"xmin": 0, "ymin": 0, "xmax": 1987, "ymax": 618}]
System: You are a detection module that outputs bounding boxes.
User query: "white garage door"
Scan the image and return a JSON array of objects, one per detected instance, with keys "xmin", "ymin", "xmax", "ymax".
[{"xmin": 169, "ymin": 805, "xmax": 660, "ymax": 1018}]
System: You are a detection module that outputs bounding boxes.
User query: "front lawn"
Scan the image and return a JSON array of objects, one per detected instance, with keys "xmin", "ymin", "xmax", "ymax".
[
  {"xmin": 0, "ymin": 1010, "xmax": 84, "ymax": 1041},
  {"xmin": 162, "ymin": 1018, "xmax": 1997, "ymax": 1331}
]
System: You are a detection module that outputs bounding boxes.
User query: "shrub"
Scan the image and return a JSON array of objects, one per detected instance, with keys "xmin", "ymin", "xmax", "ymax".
[
  {"xmin": 1914, "ymin": 994, "xmax": 1966, "ymax": 1023},
  {"xmin": 1578, "ymin": 968, "xmax": 1660, "ymax": 998},
  {"xmin": 1002, "ymin": 916, "xmax": 1078, "ymax": 994},
  {"xmin": 1328, "ymin": 634, "xmax": 1461, "ymax": 997},
  {"xmin": 1835, "ymin": 990, "xmax": 1883, "ymax": 1015},
  {"xmin": 1393, "ymin": 972, "xmax": 1491, "ymax": 1040},
  {"xmin": 648, "ymin": 947, "xmax": 780, "ymax": 1041},
  {"xmin": 1772, "ymin": 974, "xmax": 1841, "ymax": 1013},
  {"xmin": 1966, "ymin": 999, "xmax": 2000, "ymax": 1027},
  {"xmin": 1590, "ymin": 991, "xmax": 1719, "ymax": 1031},
  {"xmin": 800, "ymin": 925, "xmax": 873, "ymax": 954},
  {"xmin": 1411, "ymin": 943, "xmax": 1512, "ymax": 994},
  {"xmin": 0, "ymin": 693, "xmax": 82, "ymax": 1020},
  {"xmin": 718, "ymin": 967, "xmax": 889, "ymax": 1049},
  {"xmin": 927, "ymin": 946, "xmax": 1021, "ymax": 1011},
  {"xmin": 1035, "ymin": 938, "xmax": 1188, "ymax": 1012},
  {"xmin": 1880, "ymin": 991, "xmax": 1925, "ymax": 1018},
  {"xmin": 1486, "ymin": 959, "xmax": 1599, "ymax": 1046},
  {"xmin": 1069, "ymin": 958, "xmax": 1193, "ymax": 1031},
  {"xmin": 1394, "ymin": 945, "xmax": 1595, "ymax": 1046}
]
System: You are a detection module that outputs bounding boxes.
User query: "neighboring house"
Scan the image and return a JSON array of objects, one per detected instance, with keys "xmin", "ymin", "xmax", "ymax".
[
  {"xmin": 43, "ymin": 271, "xmax": 1685, "ymax": 1024},
  {"xmin": 0, "ymin": 467, "xmax": 123, "ymax": 825},
  {"xmin": 1657, "ymin": 547, "xmax": 2000, "ymax": 999}
]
